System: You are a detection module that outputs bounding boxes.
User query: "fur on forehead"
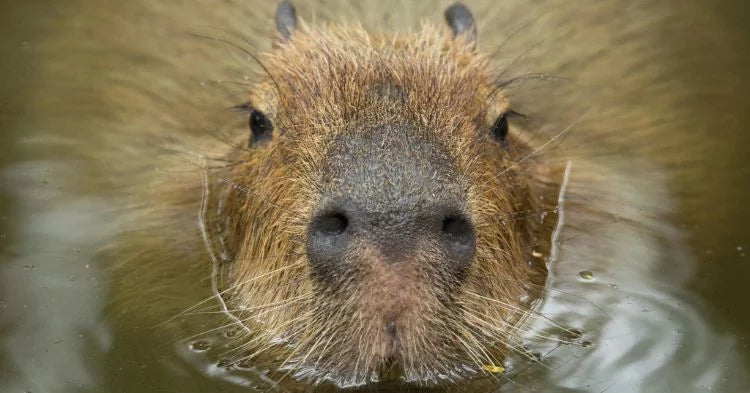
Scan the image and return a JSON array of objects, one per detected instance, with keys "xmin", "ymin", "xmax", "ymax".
[{"xmin": 254, "ymin": 24, "xmax": 494, "ymax": 136}]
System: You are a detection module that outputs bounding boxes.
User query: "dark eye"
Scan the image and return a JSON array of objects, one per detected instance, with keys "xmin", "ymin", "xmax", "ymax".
[
  {"xmin": 490, "ymin": 113, "xmax": 509, "ymax": 143},
  {"xmin": 249, "ymin": 109, "xmax": 273, "ymax": 145}
]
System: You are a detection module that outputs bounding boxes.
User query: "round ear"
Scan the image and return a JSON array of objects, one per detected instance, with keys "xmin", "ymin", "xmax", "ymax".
[
  {"xmin": 444, "ymin": 2, "xmax": 477, "ymax": 46},
  {"xmin": 275, "ymin": 0, "xmax": 297, "ymax": 41}
]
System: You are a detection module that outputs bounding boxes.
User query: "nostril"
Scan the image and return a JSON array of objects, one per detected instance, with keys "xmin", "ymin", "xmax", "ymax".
[
  {"xmin": 312, "ymin": 212, "xmax": 349, "ymax": 236},
  {"xmin": 442, "ymin": 215, "xmax": 474, "ymax": 246},
  {"xmin": 307, "ymin": 210, "xmax": 350, "ymax": 286}
]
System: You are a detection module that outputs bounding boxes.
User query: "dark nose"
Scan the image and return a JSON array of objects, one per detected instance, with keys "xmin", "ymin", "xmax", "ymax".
[
  {"xmin": 305, "ymin": 124, "xmax": 476, "ymax": 284},
  {"xmin": 307, "ymin": 200, "xmax": 475, "ymax": 263}
]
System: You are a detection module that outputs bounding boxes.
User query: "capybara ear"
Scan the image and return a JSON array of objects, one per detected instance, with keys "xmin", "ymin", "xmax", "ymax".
[
  {"xmin": 275, "ymin": 0, "xmax": 297, "ymax": 41},
  {"xmin": 444, "ymin": 2, "xmax": 477, "ymax": 47}
]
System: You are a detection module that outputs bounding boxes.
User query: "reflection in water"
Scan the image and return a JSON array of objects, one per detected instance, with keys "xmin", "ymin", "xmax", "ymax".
[
  {"xmin": 1, "ymin": 0, "xmax": 749, "ymax": 392},
  {"xmin": 505, "ymin": 160, "xmax": 747, "ymax": 392}
]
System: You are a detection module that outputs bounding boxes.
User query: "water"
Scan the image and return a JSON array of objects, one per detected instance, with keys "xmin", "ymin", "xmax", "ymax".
[{"xmin": 1, "ymin": 0, "xmax": 749, "ymax": 392}]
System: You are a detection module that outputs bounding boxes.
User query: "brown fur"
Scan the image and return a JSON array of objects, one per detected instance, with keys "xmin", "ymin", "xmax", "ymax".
[{"xmin": 209, "ymin": 22, "xmax": 556, "ymax": 384}]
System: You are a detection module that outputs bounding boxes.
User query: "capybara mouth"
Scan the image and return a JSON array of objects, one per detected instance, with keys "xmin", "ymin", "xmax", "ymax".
[{"xmin": 385, "ymin": 321, "xmax": 399, "ymax": 356}]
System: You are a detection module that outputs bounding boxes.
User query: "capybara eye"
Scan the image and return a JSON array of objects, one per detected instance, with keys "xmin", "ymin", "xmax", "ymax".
[
  {"xmin": 490, "ymin": 113, "xmax": 509, "ymax": 143},
  {"xmin": 249, "ymin": 109, "xmax": 273, "ymax": 145}
]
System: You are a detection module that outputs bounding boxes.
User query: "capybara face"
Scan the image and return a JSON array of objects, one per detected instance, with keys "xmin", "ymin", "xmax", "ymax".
[{"xmin": 216, "ymin": 3, "xmax": 548, "ymax": 385}]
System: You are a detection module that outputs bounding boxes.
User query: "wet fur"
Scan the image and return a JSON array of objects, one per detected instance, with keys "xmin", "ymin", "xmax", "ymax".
[
  {"xmin": 13, "ymin": 0, "xmax": 741, "ymax": 390},
  {"xmin": 216, "ymin": 24, "xmax": 552, "ymax": 383}
]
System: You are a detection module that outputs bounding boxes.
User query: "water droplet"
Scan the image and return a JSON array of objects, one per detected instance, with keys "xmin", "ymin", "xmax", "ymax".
[
  {"xmin": 189, "ymin": 340, "xmax": 211, "ymax": 352},
  {"xmin": 579, "ymin": 271, "xmax": 594, "ymax": 280},
  {"xmin": 217, "ymin": 359, "xmax": 233, "ymax": 369},
  {"xmin": 581, "ymin": 340, "xmax": 594, "ymax": 348}
]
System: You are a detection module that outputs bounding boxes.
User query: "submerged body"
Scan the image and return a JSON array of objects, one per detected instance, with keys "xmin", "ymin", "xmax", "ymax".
[{"xmin": 0, "ymin": 1, "xmax": 748, "ymax": 392}]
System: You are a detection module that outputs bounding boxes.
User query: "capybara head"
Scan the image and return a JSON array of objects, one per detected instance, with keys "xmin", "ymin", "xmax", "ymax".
[{"xmin": 216, "ymin": 1, "xmax": 548, "ymax": 385}]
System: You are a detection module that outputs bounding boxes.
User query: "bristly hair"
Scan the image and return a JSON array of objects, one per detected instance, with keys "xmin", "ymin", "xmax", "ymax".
[{"xmin": 207, "ymin": 22, "xmax": 558, "ymax": 386}]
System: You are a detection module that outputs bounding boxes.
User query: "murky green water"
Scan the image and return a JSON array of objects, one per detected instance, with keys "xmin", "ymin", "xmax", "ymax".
[{"xmin": 1, "ymin": 1, "xmax": 749, "ymax": 392}]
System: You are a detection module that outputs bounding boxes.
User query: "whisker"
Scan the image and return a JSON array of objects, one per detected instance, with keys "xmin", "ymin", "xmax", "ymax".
[
  {"xmin": 498, "ymin": 341, "xmax": 565, "ymax": 389},
  {"xmin": 463, "ymin": 307, "xmax": 581, "ymax": 347},
  {"xmin": 455, "ymin": 325, "xmax": 505, "ymax": 379},
  {"xmin": 220, "ymin": 312, "xmax": 314, "ymax": 359},
  {"xmin": 180, "ymin": 293, "xmax": 311, "ymax": 319},
  {"xmin": 156, "ymin": 259, "xmax": 305, "ymax": 328},
  {"xmin": 464, "ymin": 290, "xmax": 574, "ymax": 334},
  {"xmin": 491, "ymin": 34, "xmax": 554, "ymax": 98},
  {"xmin": 471, "ymin": 276, "xmax": 610, "ymax": 319},
  {"xmin": 482, "ymin": 111, "xmax": 586, "ymax": 187},
  {"xmin": 181, "ymin": 317, "xmax": 252, "ymax": 343},
  {"xmin": 460, "ymin": 312, "xmax": 545, "ymax": 366},
  {"xmin": 488, "ymin": 13, "xmax": 543, "ymax": 60},
  {"xmin": 495, "ymin": 72, "xmax": 570, "ymax": 91},
  {"xmin": 187, "ymin": 32, "xmax": 282, "ymax": 96},
  {"xmin": 201, "ymin": 79, "xmax": 254, "ymax": 87},
  {"xmin": 182, "ymin": 296, "xmax": 311, "ymax": 344}
]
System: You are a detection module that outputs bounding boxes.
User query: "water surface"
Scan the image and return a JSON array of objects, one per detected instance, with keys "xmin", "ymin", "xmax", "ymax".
[{"xmin": 1, "ymin": 1, "xmax": 749, "ymax": 392}]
